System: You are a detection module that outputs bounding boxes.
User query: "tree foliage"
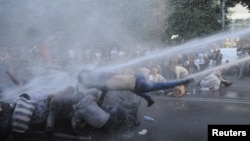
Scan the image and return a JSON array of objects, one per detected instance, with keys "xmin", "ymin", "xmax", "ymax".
[
  {"xmin": 163, "ymin": 0, "xmax": 250, "ymax": 44},
  {"xmin": 163, "ymin": 0, "xmax": 222, "ymax": 44}
]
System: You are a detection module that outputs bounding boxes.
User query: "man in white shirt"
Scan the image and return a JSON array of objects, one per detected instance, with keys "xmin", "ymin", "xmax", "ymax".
[
  {"xmin": 148, "ymin": 67, "xmax": 166, "ymax": 82},
  {"xmin": 148, "ymin": 67, "xmax": 166, "ymax": 94}
]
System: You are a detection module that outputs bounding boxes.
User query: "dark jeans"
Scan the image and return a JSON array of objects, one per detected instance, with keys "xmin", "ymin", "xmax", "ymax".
[{"xmin": 135, "ymin": 73, "xmax": 188, "ymax": 93}]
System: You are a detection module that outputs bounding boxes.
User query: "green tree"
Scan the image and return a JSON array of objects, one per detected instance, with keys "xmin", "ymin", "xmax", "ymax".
[{"xmin": 163, "ymin": 0, "xmax": 222, "ymax": 44}]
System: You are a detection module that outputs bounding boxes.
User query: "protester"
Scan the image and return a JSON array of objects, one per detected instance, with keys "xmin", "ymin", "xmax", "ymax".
[
  {"xmin": 170, "ymin": 65, "xmax": 189, "ymax": 79},
  {"xmin": 77, "ymin": 69, "xmax": 193, "ymax": 107},
  {"xmin": 148, "ymin": 67, "xmax": 167, "ymax": 94},
  {"xmin": 168, "ymin": 65, "xmax": 190, "ymax": 96},
  {"xmin": 148, "ymin": 67, "xmax": 166, "ymax": 82},
  {"xmin": 199, "ymin": 70, "xmax": 233, "ymax": 91}
]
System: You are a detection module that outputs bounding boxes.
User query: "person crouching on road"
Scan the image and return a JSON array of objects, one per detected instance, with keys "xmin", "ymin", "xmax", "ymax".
[
  {"xmin": 199, "ymin": 70, "xmax": 233, "ymax": 91},
  {"xmin": 167, "ymin": 65, "xmax": 190, "ymax": 97}
]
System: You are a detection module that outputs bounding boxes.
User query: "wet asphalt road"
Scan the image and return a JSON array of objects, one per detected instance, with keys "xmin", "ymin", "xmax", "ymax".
[{"xmin": 6, "ymin": 76, "xmax": 250, "ymax": 141}]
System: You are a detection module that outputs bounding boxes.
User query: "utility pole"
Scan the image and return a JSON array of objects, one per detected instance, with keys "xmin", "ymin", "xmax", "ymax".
[{"xmin": 222, "ymin": 0, "xmax": 227, "ymax": 31}]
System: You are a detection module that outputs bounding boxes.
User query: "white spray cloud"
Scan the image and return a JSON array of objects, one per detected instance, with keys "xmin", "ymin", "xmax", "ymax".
[{"xmin": 0, "ymin": 0, "xmax": 168, "ymax": 101}]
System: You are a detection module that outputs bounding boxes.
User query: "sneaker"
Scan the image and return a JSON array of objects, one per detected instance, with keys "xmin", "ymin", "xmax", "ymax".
[
  {"xmin": 225, "ymin": 82, "xmax": 233, "ymax": 87},
  {"xmin": 147, "ymin": 99, "xmax": 154, "ymax": 107}
]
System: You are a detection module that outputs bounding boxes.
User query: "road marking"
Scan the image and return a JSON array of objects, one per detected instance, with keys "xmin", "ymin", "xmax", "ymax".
[{"xmin": 156, "ymin": 97, "xmax": 250, "ymax": 104}]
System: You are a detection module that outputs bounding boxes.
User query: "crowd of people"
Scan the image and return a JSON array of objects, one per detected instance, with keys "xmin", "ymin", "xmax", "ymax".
[
  {"xmin": 1, "ymin": 41, "xmax": 239, "ymax": 99},
  {"xmin": 0, "ymin": 39, "xmax": 241, "ymax": 141}
]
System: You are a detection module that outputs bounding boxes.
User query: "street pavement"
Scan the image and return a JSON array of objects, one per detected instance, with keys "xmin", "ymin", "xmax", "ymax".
[
  {"xmin": 83, "ymin": 75, "xmax": 250, "ymax": 141},
  {"xmin": 128, "ymin": 75, "xmax": 250, "ymax": 141},
  {"xmin": 6, "ymin": 76, "xmax": 250, "ymax": 141}
]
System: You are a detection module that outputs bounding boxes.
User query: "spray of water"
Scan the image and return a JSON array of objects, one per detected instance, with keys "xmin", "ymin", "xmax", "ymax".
[
  {"xmin": 1, "ymin": 1, "xmax": 250, "ymax": 102},
  {"xmin": 0, "ymin": 0, "xmax": 167, "ymax": 101},
  {"xmin": 1, "ymin": 70, "xmax": 77, "ymax": 102},
  {"xmin": 188, "ymin": 55, "xmax": 250, "ymax": 81},
  {"xmin": 97, "ymin": 28, "xmax": 250, "ymax": 84},
  {"xmin": 98, "ymin": 28, "xmax": 250, "ymax": 72},
  {"xmin": 3, "ymin": 28, "xmax": 250, "ymax": 102}
]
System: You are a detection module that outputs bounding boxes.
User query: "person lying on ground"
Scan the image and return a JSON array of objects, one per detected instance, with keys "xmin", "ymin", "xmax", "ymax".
[
  {"xmin": 0, "ymin": 92, "xmax": 50, "ymax": 140},
  {"xmin": 2, "ymin": 70, "xmax": 59, "ymax": 135},
  {"xmin": 71, "ymin": 89, "xmax": 139, "ymax": 132},
  {"xmin": 77, "ymin": 68, "xmax": 194, "ymax": 107},
  {"xmin": 46, "ymin": 85, "xmax": 86, "ymax": 133},
  {"xmin": 46, "ymin": 86, "xmax": 139, "ymax": 134},
  {"xmin": 4, "ymin": 70, "xmax": 52, "ymax": 125}
]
